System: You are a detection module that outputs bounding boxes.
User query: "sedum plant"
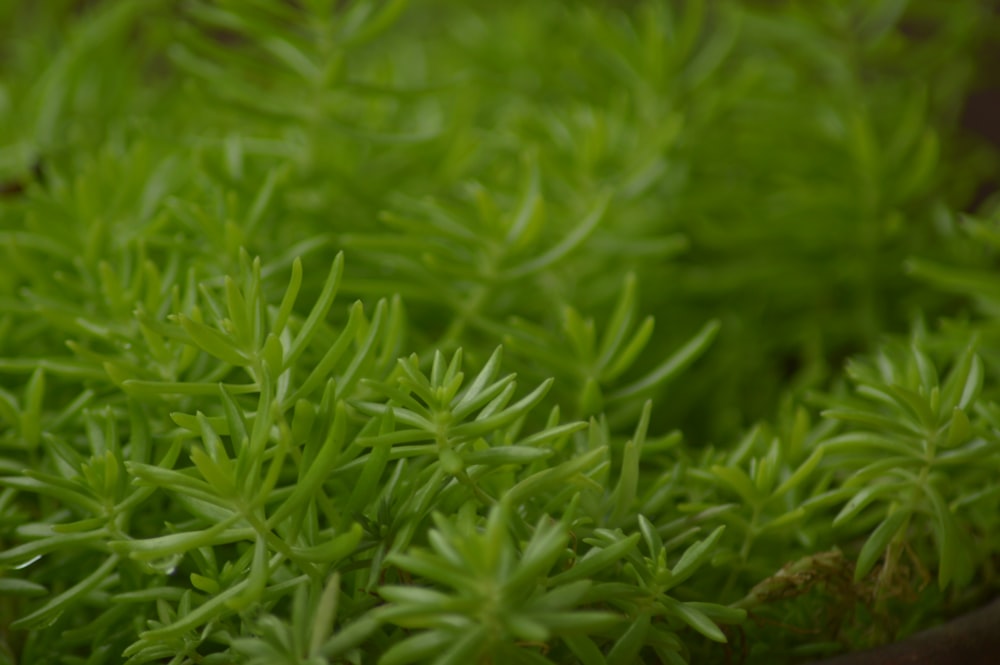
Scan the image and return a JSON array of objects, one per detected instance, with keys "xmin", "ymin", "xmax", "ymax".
[{"xmin": 1, "ymin": 1, "xmax": 1000, "ymax": 664}]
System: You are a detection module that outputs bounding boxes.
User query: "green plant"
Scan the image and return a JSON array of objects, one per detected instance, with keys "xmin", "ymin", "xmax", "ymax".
[{"xmin": 1, "ymin": 1, "xmax": 999, "ymax": 664}]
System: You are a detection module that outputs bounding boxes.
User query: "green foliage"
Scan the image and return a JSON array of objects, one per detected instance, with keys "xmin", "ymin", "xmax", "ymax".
[{"xmin": 1, "ymin": 1, "xmax": 999, "ymax": 664}]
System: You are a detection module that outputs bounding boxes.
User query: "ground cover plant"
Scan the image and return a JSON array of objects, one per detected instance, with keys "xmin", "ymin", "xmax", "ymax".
[{"xmin": 1, "ymin": 0, "xmax": 1000, "ymax": 663}]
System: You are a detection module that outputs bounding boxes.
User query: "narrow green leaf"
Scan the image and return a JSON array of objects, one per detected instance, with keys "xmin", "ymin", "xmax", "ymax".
[
  {"xmin": 378, "ymin": 629, "xmax": 454, "ymax": 665},
  {"xmin": 386, "ymin": 552, "xmax": 476, "ymax": 592},
  {"xmin": 563, "ymin": 305, "xmax": 596, "ymax": 363},
  {"xmin": 505, "ymin": 160, "xmax": 541, "ymax": 246},
  {"xmin": 0, "ymin": 529, "xmax": 107, "ymax": 565},
  {"xmin": 346, "ymin": 0, "xmax": 410, "ymax": 47},
  {"xmin": 262, "ymin": 332, "xmax": 284, "ymax": 377},
  {"xmin": 821, "ymin": 432, "xmax": 918, "ymax": 457},
  {"xmin": 596, "ymin": 272, "xmax": 638, "ymax": 369},
  {"xmin": 607, "ymin": 612, "xmax": 650, "ymax": 665},
  {"xmin": 225, "ymin": 275, "xmax": 252, "ymax": 348},
  {"xmin": 344, "ymin": 409, "xmax": 393, "ymax": 519},
  {"xmin": 463, "ymin": 446, "xmax": 554, "ymax": 466},
  {"xmin": 272, "ymin": 256, "xmax": 303, "ymax": 336},
  {"xmin": 291, "ymin": 300, "xmax": 363, "ymax": 403},
  {"xmin": 286, "ymin": 252, "xmax": 344, "ymax": 368},
  {"xmin": 22, "ymin": 367, "xmax": 45, "ymax": 449},
  {"xmin": 452, "ymin": 346, "xmax": 504, "ymax": 416},
  {"xmin": 958, "ymin": 354, "xmax": 984, "ymax": 410},
  {"xmin": 112, "ymin": 515, "xmax": 246, "ymax": 560},
  {"xmin": 886, "ymin": 384, "xmax": 934, "ymax": 431},
  {"xmin": 190, "ymin": 446, "xmax": 237, "ymax": 498},
  {"xmin": 0, "ymin": 386, "xmax": 20, "ymax": 428},
  {"xmin": 663, "ymin": 525, "xmax": 725, "ymax": 590},
  {"xmin": 336, "ymin": 299, "xmax": 387, "ymax": 400},
  {"xmin": 773, "ymin": 447, "xmax": 823, "ymax": 498},
  {"xmin": 246, "ymin": 165, "xmax": 286, "ymax": 232},
  {"xmin": 293, "ymin": 523, "xmax": 363, "ymax": 564},
  {"xmin": 709, "ymin": 465, "xmax": 763, "ymax": 507},
  {"xmin": 197, "ymin": 411, "xmax": 228, "ymax": 463},
  {"xmin": 506, "ymin": 446, "xmax": 606, "ymax": 506},
  {"xmin": 310, "ymin": 573, "xmax": 342, "ymax": 656},
  {"xmin": 550, "ymin": 533, "xmax": 640, "ymax": 585},
  {"xmin": 178, "ymin": 314, "xmax": 248, "ymax": 366},
  {"xmin": 911, "ymin": 345, "xmax": 938, "ymax": 395},
  {"xmin": 527, "ymin": 580, "xmax": 592, "ymax": 614},
  {"xmin": 227, "ymin": 537, "xmax": 270, "ymax": 610},
  {"xmin": 247, "ymin": 363, "xmax": 274, "ymax": 466},
  {"xmin": 603, "ymin": 316, "xmax": 655, "ymax": 382},
  {"xmin": 450, "ymin": 378, "xmax": 553, "ymax": 439},
  {"xmin": 123, "ymin": 380, "xmax": 259, "ymax": 398},
  {"xmin": 936, "ymin": 438, "xmax": 995, "ymax": 466},
  {"xmin": 12, "ymin": 555, "xmax": 120, "ymax": 629},
  {"xmin": 684, "ymin": 601, "xmax": 746, "ymax": 625},
  {"xmin": 515, "ymin": 420, "xmax": 589, "ymax": 448},
  {"xmin": 945, "ymin": 407, "xmax": 972, "ymax": 448},
  {"xmin": 219, "ymin": 384, "xmax": 250, "ymax": 449},
  {"xmin": 432, "ymin": 625, "xmax": 488, "ymax": 665},
  {"xmin": 0, "ymin": 475, "xmax": 104, "ymax": 515},
  {"xmin": 508, "ymin": 520, "xmax": 569, "ymax": 591},
  {"xmin": 609, "ymin": 319, "xmax": 719, "ymax": 402},
  {"xmin": 638, "ymin": 514, "xmax": 663, "ymax": 561},
  {"xmin": 923, "ymin": 483, "xmax": 961, "ymax": 588},
  {"xmin": 855, "ymin": 508, "xmax": 910, "ymax": 581},
  {"xmin": 0, "ymin": 579, "xmax": 47, "ymax": 596},
  {"xmin": 138, "ymin": 572, "xmax": 255, "ymax": 641},
  {"xmin": 505, "ymin": 614, "xmax": 550, "ymax": 642},
  {"xmin": 562, "ymin": 634, "xmax": 608, "ymax": 665},
  {"xmin": 663, "ymin": 597, "xmax": 727, "ymax": 642},
  {"xmin": 610, "ymin": 438, "xmax": 640, "ymax": 524},
  {"xmin": 126, "ymin": 463, "xmax": 217, "ymax": 503},
  {"xmin": 451, "ymin": 373, "xmax": 517, "ymax": 423},
  {"xmin": 833, "ymin": 482, "xmax": 909, "ymax": 527},
  {"xmin": 504, "ymin": 191, "xmax": 611, "ymax": 279},
  {"xmin": 269, "ymin": 401, "xmax": 347, "ymax": 526},
  {"xmin": 319, "ymin": 615, "xmax": 379, "ymax": 658}
]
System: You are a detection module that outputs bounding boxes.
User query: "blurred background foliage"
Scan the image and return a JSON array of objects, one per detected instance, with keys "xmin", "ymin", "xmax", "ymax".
[
  {"xmin": 1, "ymin": 0, "xmax": 998, "ymax": 442},
  {"xmin": 2, "ymin": 1, "xmax": 1000, "ymax": 663}
]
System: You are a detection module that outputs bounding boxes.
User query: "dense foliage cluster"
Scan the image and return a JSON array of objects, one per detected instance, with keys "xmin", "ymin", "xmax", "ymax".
[{"xmin": 1, "ymin": 1, "xmax": 999, "ymax": 663}]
